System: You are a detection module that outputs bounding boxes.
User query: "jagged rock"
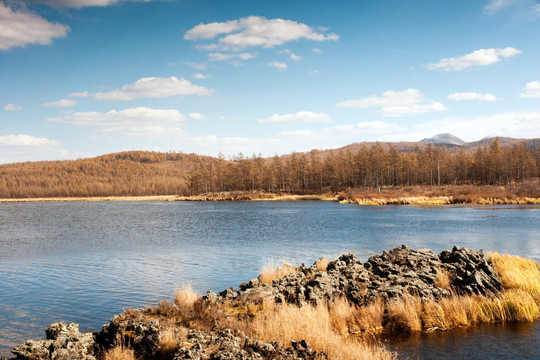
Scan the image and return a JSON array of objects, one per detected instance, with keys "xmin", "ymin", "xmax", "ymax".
[{"xmin": 11, "ymin": 323, "xmax": 96, "ymax": 360}]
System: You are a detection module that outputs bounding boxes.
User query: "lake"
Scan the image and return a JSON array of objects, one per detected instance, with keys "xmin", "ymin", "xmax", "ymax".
[{"xmin": 0, "ymin": 201, "xmax": 539, "ymax": 358}]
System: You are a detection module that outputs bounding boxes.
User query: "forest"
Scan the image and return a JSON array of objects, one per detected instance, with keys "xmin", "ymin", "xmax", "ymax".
[{"xmin": 0, "ymin": 138, "xmax": 539, "ymax": 199}]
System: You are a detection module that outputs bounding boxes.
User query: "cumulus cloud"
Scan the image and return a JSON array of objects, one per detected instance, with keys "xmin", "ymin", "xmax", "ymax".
[
  {"xmin": 427, "ymin": 47, "xmax": 521, "ymax": 71},
  {"xmin": 447, "ymin": 92, "xmax": 499, "ymax": 101},
  {"xmin": 47, "ymin": 107, "xmax": 186, "ymax": 137},
  {"xmin": 336, "ymin": 89, "xmax": 447, "ymax": 117},
  {"xmin": 268, "ymin": 61, "xmax": 287, "ymax": 71},
  {"xmin": 0, "ymin": 2, "xmax": 69, "ymax": 51},
  {"xmin": 189, "ymin": 112, "xmax": 206, "ymax": 120},
  {"xmin": 4, "ymin": 103, "xmax": 23, "ymax": 111},
  {"xmin": 258, "ymin": 111, "xmax": 333, "ymax": 124},
  {"xmin": 0, "ymin": 134, "xmax": 59, "ymax": 147},
  {"xmin": 42, "ymin": 98, "xmax": 77, "ymax": 108},
  {"xmin": 185, "ymin": 16, "xmax": 339, "ymax": 52},
  {"xmin": 94, "ymin": 76, "xmax": 214, "ymax": 101},
  {"xmin": 519, "ymin": 81, "xmax": 540, "ymax": 98}
]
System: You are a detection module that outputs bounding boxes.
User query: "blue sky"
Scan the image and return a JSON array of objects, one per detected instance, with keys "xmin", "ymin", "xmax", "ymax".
[{"xmin": 1, "ymin": 0, "xmax": 540, "ymax": 163}]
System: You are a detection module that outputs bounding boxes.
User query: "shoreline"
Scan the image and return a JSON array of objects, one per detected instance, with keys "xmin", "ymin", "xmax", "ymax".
[{"xmin": 1, "ymin": 192, "xmax": 540, "ymax": 205}]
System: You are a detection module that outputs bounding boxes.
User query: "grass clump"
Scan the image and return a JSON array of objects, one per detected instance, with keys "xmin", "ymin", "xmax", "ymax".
[
  {"xmin": 258, "ymin": 258, "xmax": 299, "ymax": 284},
  {"xmin": 103, "ymin": 346, "xmax": 137, "ymax": 360},
  {"xmin": 252, "ymin": 300, "xmax": 396, "ymax": 360}
]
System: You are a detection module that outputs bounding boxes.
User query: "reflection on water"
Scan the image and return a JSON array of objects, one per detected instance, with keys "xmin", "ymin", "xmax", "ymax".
[{"xmin": 0, "ymin": 201, "xmax": 539, "ymax": 357}]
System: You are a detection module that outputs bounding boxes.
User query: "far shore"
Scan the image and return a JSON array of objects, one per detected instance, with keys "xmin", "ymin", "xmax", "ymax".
[{"xmin": 2, "ymin": 190, "xmax": 540, "ymax": 205}]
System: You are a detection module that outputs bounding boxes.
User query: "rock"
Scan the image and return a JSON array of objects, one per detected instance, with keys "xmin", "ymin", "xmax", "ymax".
[{"xmin": 11, "ymin": 323, "xmax": 96, "ymax": 360}]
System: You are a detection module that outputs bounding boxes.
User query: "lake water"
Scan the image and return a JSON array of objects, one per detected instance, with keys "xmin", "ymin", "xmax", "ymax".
[{"xmin": 0, "ymin": 201, "xmax": 539, "ymax": 358}]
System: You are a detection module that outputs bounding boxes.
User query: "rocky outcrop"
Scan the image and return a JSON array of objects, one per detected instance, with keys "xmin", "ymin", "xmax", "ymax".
[
  {"xmin": 8, "ymin": 246, "xmax": 502, "ymax": 360},
  {"xmin": 10, "ymin": 323, "xmax": 96, "ymax": 360},
  {"xmin": 233, "ymin": 245, "xmax": 501, "ymax": 306}
]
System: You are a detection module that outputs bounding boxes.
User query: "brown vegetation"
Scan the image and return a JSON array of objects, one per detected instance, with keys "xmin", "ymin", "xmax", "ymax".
[
  {"xmin": 103, "ymin": 346, "xmax": 137, "ymax": 360},
  {"xmin": 1, "ymin": 138, "xmax": 539, "ymax": 200}
]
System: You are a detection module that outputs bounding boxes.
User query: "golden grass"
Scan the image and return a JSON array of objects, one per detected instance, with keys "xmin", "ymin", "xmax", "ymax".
[
  {"xmin": 157, "ymin": 327, "xmax": 179, "ymax": 358},
  {"xmin": 489, "ymin": 252, "xmax": 540, "ymax": 300},
  {"xmin": 252, "ymin": 300, "xmax": 396, "ymax": 360},
  {"xmin": 103, "ymin": 346, "xmax": 137, "ymax": 360},
  {"xmin": 258, "ymin": 259, "xmax": 299, "ymax": 285},
  {"xmin": 314, "ymin": 256, "xmax": 329, "ymax": 272},
  {"xmin": 175, "ymin": 284, "xmax": 199, "ymax": 315},
  {"xmin": 434, "ymin": 268, "xmax": 452, "ymax": 291}
]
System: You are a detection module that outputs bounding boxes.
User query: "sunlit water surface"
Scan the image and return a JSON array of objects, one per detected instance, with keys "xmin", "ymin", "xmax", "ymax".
[{"xmin": 0, "ymin": 201, "xmax": 538, "ymax": 358}]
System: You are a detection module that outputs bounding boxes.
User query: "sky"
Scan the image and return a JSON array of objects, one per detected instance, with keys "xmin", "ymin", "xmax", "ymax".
[{"xmin": 1, "ymin": 0, "xmax": 540, "ymax": 164}]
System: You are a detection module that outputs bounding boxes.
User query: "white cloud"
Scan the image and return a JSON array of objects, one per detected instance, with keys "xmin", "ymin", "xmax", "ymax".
[
  {"xmin": 189, "ymin": 112, "xmax": 206, "ymax": 120},
  {"xmin": 69, "ymin": 91, "xmax": 89, "ymax": 98},
  {"xmin": 414, "ymin": 111, "xmax": 540, "ymax": 141},
  {"xmin": 184, "ymin": 62, "xmax": 207, "ymax": 70},
  {"xmin": 208, "ymin": 52, "xmax": 257, "ymax": 61},
  {"xmin": 276, "ymin": 121, "xmax": 406, "ymax": 142},
  {"xmin": 519, "ymin": 81, "xmax": 540, "ymax": 98},
  {"xmin": 258, "ymin": 111, "xmax": 333, "ymax": 124},
  {"xmin": 47, "ymin": 107, "xmax": 186, "ymax": 137},
  {"xmin": 0, "ymin": 134, "xmax": 59, "ymax": 147},
  {"xmin": 282, "ymin": 49, "xmax": 301, "ymax": 61},
  {"xmin": 336, "ymin": 89, "xmax": 447, "ymax": 117},
  {"xmin": 312, "ymin": 48, "xmax": 323, "ymax": 53},
  {"xmin": 484, "ymin": 0, "xmax": 515, "ymax": 14},
  {"xmin": 4, "ymin": 103, "xmax": 23, "ymax": 111},
  {"xmin": 447, "ymin": 92, "xmax": 499, "ymax": 101},
  {"xmin": 0, "ymin": 2, "xmax": 69, "ymax": 51},
  {"xmin": 42, "ymin": 98, "xmax": 78, "ymax": 108},
  {"xmin": 427, "ymin": 47, "xmax": 521, "ymax": 71},
  {"xmin": 23, "ymin": 0, "xmax": 155, "ymax": 8},
  {"xmin": 192, "ymin": 73, "xmax": 212, "ymax": 79},
  {"xmin": 268, "ymin": 61, "xmax": 287, "ymax": 71},
  {"xmin": 185, "ymin": 16, "xmax": 339, "ymax": 52},
  {"xmin": 94, "ymin": 76, "xmax": 214, "ymax": 101}
]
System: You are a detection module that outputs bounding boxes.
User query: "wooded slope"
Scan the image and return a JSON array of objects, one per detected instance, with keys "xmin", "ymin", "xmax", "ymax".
[{"xmin": 1, "ymin": 138, "xmax": 539, "ymax": 198}]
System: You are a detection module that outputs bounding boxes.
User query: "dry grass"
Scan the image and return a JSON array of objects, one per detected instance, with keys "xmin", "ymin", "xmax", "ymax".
[
  {"xmin": 258, "ymin": 259, "xmax": 299, "ymax": 285},
  {"xmin": 157, "ymin": 327, "xmax": 179, "ymax": 358},
  {"xmin": 103, "ymin": 346, "xmax": 137, "ymax": 360},
  {"xmin": 434, "ymin": 268, "xmax": 452, "ymax": 291},
  {"xmin": 314, "ymin": 257, "xmax": 329, "ymax": 272},
  {"xmin": 175, "ymin": 284, "xmax": 199, "ymax": 315},
  {"xmin": 489, "ymin": 252, "xmax": 540, "ymax": 300},
  {"xmin": 252, "ymin": 300, "xmax": 396, "ymax": 360}
]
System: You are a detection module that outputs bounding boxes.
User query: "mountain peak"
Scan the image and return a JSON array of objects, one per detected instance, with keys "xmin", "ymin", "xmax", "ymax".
[{"xmin": 420, "ymin": 133, "xmax": 465, "ymax": 146}]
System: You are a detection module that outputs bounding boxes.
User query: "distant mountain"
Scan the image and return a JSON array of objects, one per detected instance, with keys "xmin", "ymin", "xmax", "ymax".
[{"xmin": 420, "ymin": 133, "xmax": 466, "ymax": 146}]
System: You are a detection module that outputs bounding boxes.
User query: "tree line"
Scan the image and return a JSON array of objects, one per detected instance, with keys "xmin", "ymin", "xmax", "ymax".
[
  {"xmin": 0, "ymin": 139, "xmax": 538, "ymax": 199},
  {"xmin": 186, "ymin": 139, "xmax": 539, "ymax": 195}
]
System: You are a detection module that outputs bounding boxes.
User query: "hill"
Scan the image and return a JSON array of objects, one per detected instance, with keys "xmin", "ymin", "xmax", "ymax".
[{"xmin": 0, "ymin": 136, "xmax": 539, "ymax": 199}]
